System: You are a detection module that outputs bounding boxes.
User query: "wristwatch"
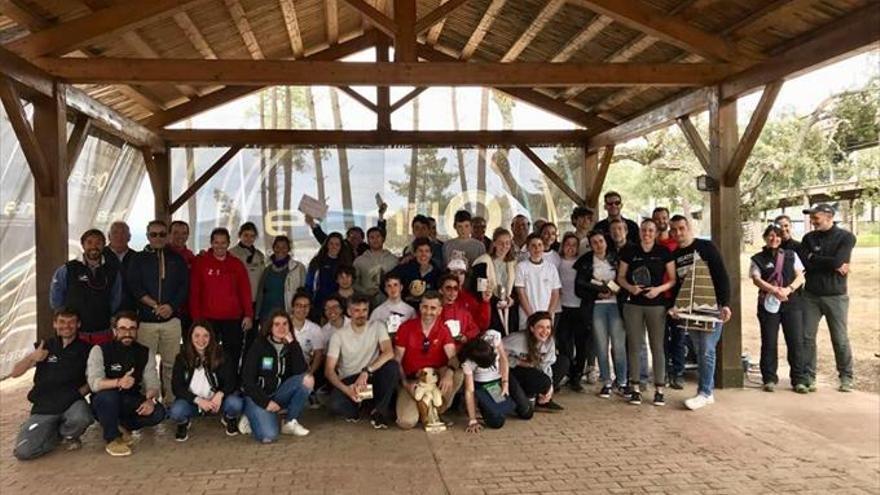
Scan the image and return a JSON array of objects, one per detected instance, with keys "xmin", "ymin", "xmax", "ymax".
[{"xmin": 361, "ymin": 367, "xmax": 373, "ymax": 377}]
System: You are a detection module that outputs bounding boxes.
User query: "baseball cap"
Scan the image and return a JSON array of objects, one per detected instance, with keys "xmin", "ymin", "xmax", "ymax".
[{"xmin": 802, "ymin": 203, "xmax": 835, "ymax": 216}]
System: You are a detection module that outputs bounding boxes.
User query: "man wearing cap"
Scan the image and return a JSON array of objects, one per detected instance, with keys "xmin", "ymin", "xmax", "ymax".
[{"xmin": 800, "ymin": 204, "xmax": 857, "ymax": 392}]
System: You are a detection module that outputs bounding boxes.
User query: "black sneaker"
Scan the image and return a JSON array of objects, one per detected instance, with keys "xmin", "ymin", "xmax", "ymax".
[
  {"xmin": 653, "ymin": 391, "xmax": 666, "ymax": 406},
  {"xmin": 569, "ymin": 380, "xmax": 585, "ymax": 393},
  {"xmin": 670, "ymin": 376, "xmax": 685, "ymax": 390},
  {"xmin": 175, "ymin": 422, "xmax": 189, "ymax": 442},
  {"xmin": 535, "ymin": 400, "xmax": 564, "ymax": 412},
  {"xmin": 620, "ymin": 385, "xmax": 633, "ymax": 400},
  {"xmin": 598, "ymin": 385, "xmax": 612, "ymax": 398},
  {"xmin": 222, "ymin": 416, "xmax": 239, "ymax": 436},
  {"xmin": 370, "ymin": 411, "xmax": 389, "ymax": 430},
  {"xmin": 628, "ymin": 390, "xmax": 642, "ymax": 405}
]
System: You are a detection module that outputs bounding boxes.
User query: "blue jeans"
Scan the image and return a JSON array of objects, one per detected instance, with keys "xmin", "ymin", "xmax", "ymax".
[
  {"xmin": 592, "ymin": 303, "xmax": 627, "ymax": 387},
  {"xmin": 665, "ymin": 319, "xmax": 687, "ymax": 379},
  {"xmin": 243, "ymin": 374, "xmax": 312, "ymax": 443},
  {"xmin": 91, "ymin": 390, "xmax": 166, "ymax": 443},
  {"xmin": 474, "ymin": 381, "xmax": 516, "ymax": 429},
  {"xmin": 14, "ymin": 400, "xmax": 93, "ymax": 460},
  {"xmin": 689, "ymin": 322, "xmax": 723, "ymax": 396},
  {"xmin": 168, "ymin": 394, "xmax": 245, "ymax": 424}
]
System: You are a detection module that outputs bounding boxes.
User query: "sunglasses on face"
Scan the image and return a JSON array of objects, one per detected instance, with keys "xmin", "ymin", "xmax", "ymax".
[
  {"xmin": 606, "ymin": 201, "xmax": 622, "ymax": 206},
  {"xmin": 148, "ymin": 231, "xmax": 167, "ymax": 238},
  {"xmin": 442, "ymin": 285, "xmax": 460, "ymax": 291}
]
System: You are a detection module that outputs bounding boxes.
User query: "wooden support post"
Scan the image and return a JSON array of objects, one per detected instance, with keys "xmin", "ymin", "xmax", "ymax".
[
  {"xmin": 143, "ymin": 148, "xmax": 172, "ymax": 222},
  {"xmin": 393, "ymin": 0, "xmax": 417, "ymax": 63},
  {"xmin": 33, "ymin": 83, "xmax": 69, "ymax": 342},
  {"xmin": 708, "ymin": 88, "xmax": 743, "ymax": 389},
  {"xmin": 582, "ymin": 149, "xmax": 599, "ymax": 210},
  {"xmin": 376, "ymin": 39, "xmax": 391, "ymax": 131}
]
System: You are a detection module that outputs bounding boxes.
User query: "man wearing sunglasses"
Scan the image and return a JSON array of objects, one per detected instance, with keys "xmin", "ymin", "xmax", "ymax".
[
  {"xmin": 593, "ymin": 191, "xmax": 640, "ymax": 245},
  {"xmin": 126, "ymin": 220, "xmax": 188, "ymax": 406},
  {"xmin": 394, "ymin": 291, "xmax": 462, "ymax": 430}
]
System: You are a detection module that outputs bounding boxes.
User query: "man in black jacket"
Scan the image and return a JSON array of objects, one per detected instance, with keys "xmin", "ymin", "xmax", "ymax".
[
  {"xmin": 127, "ymin": 220, "xmax": 188, "ymax": 405},
  {"xmin": 668, "ymin": 216, "xmax": 731, "ymax": 411},
  {"xmin": 593, "ymin": 191, "xmax": 640, "ymax": 245},
  {"xmin": 11, "ymin": 308, "xmax": 93, "ymax": 460},
  {"xmin": 49, "ymin": 229, "xmax": 121, "ymax": 345},
  {"xmin": 800, "ymin": 204, "xmax": 856, "ymax": 392}
]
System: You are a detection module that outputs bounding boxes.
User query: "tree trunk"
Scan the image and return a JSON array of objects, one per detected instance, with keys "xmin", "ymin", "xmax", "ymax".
[
  {"xmin": 451, "ymin": 88, "xmax": 468, "ymax": 196},
  {"xmin": 283, "ymin": 87, "xmax": 293, "ymax": 212},
  {"xmin": 330, "ymin": 88, "xmax": 354, "ymax": 229},
  {"xmin": 476, "ymin": 88, "xmax": 489, "ymax": 216},
  {"xmin": 259, "ymin": 92, "xmax": 268, "ymax": 225},
  {"xmin": 268, "ymin": 87, "xmax": 279, "ymax": 215},
  {"xmin": 305, "ymin": 88, "xmax": 326, "ymax": 205},
  {"xmin": 407, "ymin": 96, "xmax": 420, "ymax": 212}
]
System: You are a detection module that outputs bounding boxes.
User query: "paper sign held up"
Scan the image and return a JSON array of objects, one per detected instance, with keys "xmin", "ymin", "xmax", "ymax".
[{"xmin": 298, "ymin": 194, "xmax": 329, "ymax": 219}]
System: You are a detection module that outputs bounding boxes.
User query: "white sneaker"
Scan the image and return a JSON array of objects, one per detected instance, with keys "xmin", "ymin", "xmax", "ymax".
[
  {"xmin": 238, "ymin": 415, "xmax": 252, "ymax": 435},
  {"xmin": 281, "ymin": 419, "xmax": 310, "ymax": 436},
  {"xmin": 684, "ymin": 394, "xmax": 715, "ymax": 410}
]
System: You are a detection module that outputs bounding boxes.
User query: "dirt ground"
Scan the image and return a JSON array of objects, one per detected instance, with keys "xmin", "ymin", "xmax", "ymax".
[{"xmin": 740, "ymin": 246, "xmax": 880, "ymax": 393}]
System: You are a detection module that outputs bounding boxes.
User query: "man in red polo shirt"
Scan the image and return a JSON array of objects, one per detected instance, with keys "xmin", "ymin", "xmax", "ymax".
[{"xmin": 394, "ymin": 291, "xmax": 463, "ymax": 429}]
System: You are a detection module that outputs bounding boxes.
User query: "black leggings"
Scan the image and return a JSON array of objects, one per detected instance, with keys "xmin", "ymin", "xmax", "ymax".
[
  {"xmin": 210, "ymin": 319, "xmax": 244, "ymax": 384},
  {"xmin": 555, "ymin": 306, "xmax": 590, "ymax": 381}
]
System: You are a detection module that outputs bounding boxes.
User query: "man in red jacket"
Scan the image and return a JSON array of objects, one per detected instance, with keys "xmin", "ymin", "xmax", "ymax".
[
  {"xmin": 437, "ymin": 273, "xmax": 481, "ymax": 346},
  {"xmin": 190, "ymin": 227, "xmax": 254, "ymax": 381}
]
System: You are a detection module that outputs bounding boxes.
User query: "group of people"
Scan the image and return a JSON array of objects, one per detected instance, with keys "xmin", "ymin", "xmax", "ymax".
[{"xmin": 11, "ymin": 193, "xmax": 855, "ymax": 460}]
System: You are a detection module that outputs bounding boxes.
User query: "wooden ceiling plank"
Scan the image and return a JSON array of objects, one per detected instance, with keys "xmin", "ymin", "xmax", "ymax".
[
  {"xmin": 460, "ymin": 0, "xmax": 506, "ymax": 60},
  {"xmin": 224, "ymin": 0, "xmax": 264, "ymax": 59},
  {"xmin": 326, "ymin": 0, "xmax": 339, "ymax": 44},
  {"xmin": 500, "ymin": 0, "xmax": 564, "ymax": 62},
  {"xmin": 415, "ymin": 0, "xmax": 471, "ymax": 33},
  {"xmin": 173, "ymin": 11, "xmax": 217, "ymax": 59},
  {"xmin": 277, "ymin": 0, "xmax": 305, "ymax": 58}
]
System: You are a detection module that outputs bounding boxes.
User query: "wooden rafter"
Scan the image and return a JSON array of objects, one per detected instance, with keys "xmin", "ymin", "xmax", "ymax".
[
  {"xmin": 161, "ymin": 129, "xmax": 592, "ymax": 147},
  {"xmin": 224, "ymin": 0, "xmax": 264, "ymax": 59},
  {"xmin": 727, "ymin": 0, "xmax": 804, "ymax": 40},
  {"xmin": 174, "ymin": 11, "xmax": 217, "ymax": 59},
  {"xmin": 460, "ymin": 0, "xmax": 506, "ymax": 60},
  {"xmin": 121, "ymin": 31, "xmax": 198, "ymax": 98},
  {"xmin": 0, "ymin": 0, "xmax": 52, "ymax": 31},
  {"xmin": 587, "ymin": 144, "xmax": 614, "ymax": 207},
  {"xmin": 139, "ymin": 32, "xmax": 379, "ymax": 129},
  {"xmin": 341, "ymin": 0, "xmax": 397, "ymax": 37},
  {"xmin": 170, "ymin": 145, "xmax": 243, "ymax": 213},
  {"xmin": 589, "ymin": 4, "xmax": 880, "ymax": 148},
  {"xmin": 425, "ymin": 0, "xmax": 449, "ymax": 45},
  {"xmin": 326, "ymin": 0, "xmax": 339, "ymax": 45},
  {"xmin": 550, "ymin": 15, "xmax": 613, "ymax": 62},
  {"xmin": 277, "ymin": 0, "xmax": 304, "ymax": 58},
  {"xmin": 39, "ymin": 58, "xmax": 727, "ymax": 87},
  {"xmin": 66, "ymin": 114, "xmax": 92, "ymax": 178},
  {"xmin": 5, "ymin": 0, "xmax": 206, "ymax": 58},
  {"xmin": 517, "ymin": 144, "xmax": 585, "ymax": 206},
  {"xmin": 570, "ymin": 0, "xmax": 748, "ymax": 63},
  {"xmin": 500, "ymin": 0, "xmax": 564, "ymax": 62},
  {"xmin": 415, "ymin": 0, "xmax": 471, "ymax": 33},
  {"xmin": 676, "ymin": 114, "xmax": 711, "ymax": 175}
]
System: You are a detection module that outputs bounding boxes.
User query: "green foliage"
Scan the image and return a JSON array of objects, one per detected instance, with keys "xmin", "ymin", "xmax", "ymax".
[{"xmin": 388, "ymin": 148, "xmax": 456, "ymax": 211}]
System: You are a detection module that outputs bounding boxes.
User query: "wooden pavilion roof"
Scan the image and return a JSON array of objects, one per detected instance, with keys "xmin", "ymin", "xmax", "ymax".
[{"xmin": 0, "ymin": 0, "xmax": 877, "ymax": 144}]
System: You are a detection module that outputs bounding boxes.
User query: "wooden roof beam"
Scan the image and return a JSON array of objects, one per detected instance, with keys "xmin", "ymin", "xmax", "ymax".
[
  {"xmin": 174, "ymin": 11, "xmax": 217, "ymax": 59},
  {"xmin": 38, "ymin": 58, "xmax": 728, "ymax": 86},
  {"xmin": 460, "ymin": 0, "xmax": 506, "ymax": 60},
  {"xmin": 518, "ymin": 144, "xmax": 586, "ymax": 206},
  {"xmin": 550, "ymin": 15, "xmax": 613, "ymax": 62},
  {"xmin": 588, "ymin": 4, "xmax": 880, "ymax": 148},
  {"xmin": 415, "ymin": 0, "xmax": 471, "ymax": 34},
  {"xmin": 337, "ymin": 86, "xmax": 378, "ymax": 112},
  {"xmin": 161, "ymin": 129, "xmax": 593, "ymax": 147},
  {"xmin": 5, "ymin": 0, "xmax": 206, "ymax": 58},
  {"xmin": 0, "ymin": 0, "xmax": 53, "ymax": 31},
  {"xmin": 570, "ymin": 0, "xmax": 750, "ymax": 63},
  {"xmin": 139, "ymin": 32, "xmax": 380, "ymax": 129},
  {"xmin": 326, "ymin": 0, "xmax": 339, "ymax": 44},
  {"xmin": 277, "ymin": 0, "xmax": 305, "ymax": 58},
  {"xmin": 500, "ymin": 0, "xmax": 564, "ymax": 62},
  {"xmin": 224, "ymin": 0, "xmax": 264, "ymax": 59},
  {"xmin": 394, "ymin": 0, "xmax": 416, "ymax": 62},
  {"xmin": 342, "ymin": 0, "xmax": 397, "ymax": 38}
]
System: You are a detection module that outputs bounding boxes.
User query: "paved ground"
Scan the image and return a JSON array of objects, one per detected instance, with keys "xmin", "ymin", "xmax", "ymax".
[{"xmin": 1, "ymin": 375, "xmax": 878, "ymax": 495}]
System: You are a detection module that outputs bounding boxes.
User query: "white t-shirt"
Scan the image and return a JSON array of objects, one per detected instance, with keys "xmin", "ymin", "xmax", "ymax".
[
  {"xmin": 515, "ymin": 258, "xmax": 562, "ymax": 329},
  {"xmin": 293, "ymin": 319, "xmax": 326, "ymax": 360},
  {"xmin": 326, "ymin": 320, "xmax": 390, "ymax": 378},
  {"xmin": 542, "ymin": 250, "xmax": 561, "ymax": 268},
  {"xmin": 321, "ymin": 316, "xmax": 350, "ymax": 347},
  {"xmin": 369, "ymin": 299, "xmax": 416, "ymax": 334},
  {"xmin": 189, "ymin": 367, "xmax": 213, "ymax": 400},
  {"xmin": 593, "ymin": 257, "xmax": 618, "ymax": 305},
  {"xmin": 558, "ymin": 257, "xmax": 580, "ymax": 308},
  {"xmin": 462, "ymin": 330, "xmax": 503, "ymax": 383}
]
